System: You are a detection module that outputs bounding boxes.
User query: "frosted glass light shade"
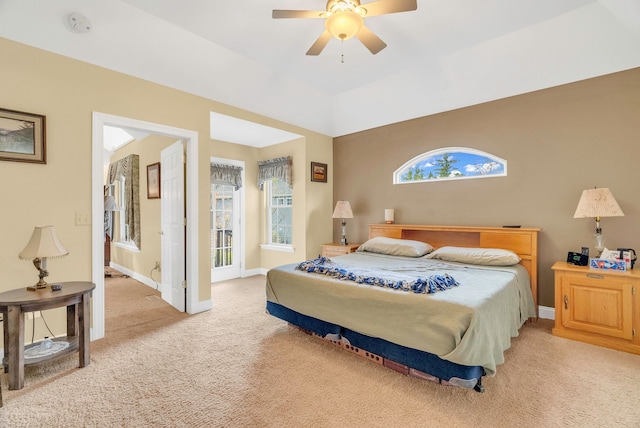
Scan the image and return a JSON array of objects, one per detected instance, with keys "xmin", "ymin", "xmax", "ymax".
[{"xmin": 325, "ymin": 10, "xmax": 363, "ymax": 40}]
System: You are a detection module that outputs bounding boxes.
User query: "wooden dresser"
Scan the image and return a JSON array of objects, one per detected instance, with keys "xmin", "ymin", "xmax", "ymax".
[
  {"xmin": 321, "ymin": 243, "xmax": 360, "ymax": 257},
  {"xmin": 552, "ymin": 261, "xmax": 640, "ymax": 354}
]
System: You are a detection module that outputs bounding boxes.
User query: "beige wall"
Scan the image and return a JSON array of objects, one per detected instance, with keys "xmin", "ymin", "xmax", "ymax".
[
  {"xmin": 209, "ymin": 140, "xmax": 261, "ymax": 271},
  {"xmin": 0, "ymin": 37, "xmax": 332, "ymax": 341},
  {"xmin": 208, "ymin": 135, "xmax": 333, "ymax": 271},
  {"xmin": 109, "ymin": 134, "xmax": 177, "ymax": 275},
  {"xmin": 258, "ymin": 139, "xmax": 308, "ymax": 268},
  {"xmin": 333, "ymin": 67, "xmax": 640, "ymax": 308},
  {"xmin": 305, "ymin": 133, "xmax": 335, "ymax": 256}
]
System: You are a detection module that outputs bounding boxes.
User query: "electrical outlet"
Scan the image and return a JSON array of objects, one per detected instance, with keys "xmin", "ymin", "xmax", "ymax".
[
  {"xmin": 155, "ymin": 261, "xmax": 161, "ymax": 271},
  {"xmin": 27, "ymin": 312, "xmax": 41, "ymax": 320},
  {"xmin": 75, "ymin": 212, "xmax": 91, "ymax": 226}
]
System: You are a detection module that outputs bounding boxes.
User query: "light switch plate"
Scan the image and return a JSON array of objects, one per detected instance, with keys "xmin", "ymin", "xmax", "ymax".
[{"xmin": 75, "ymin": 212, "xmax": 91, "ymax": 225}]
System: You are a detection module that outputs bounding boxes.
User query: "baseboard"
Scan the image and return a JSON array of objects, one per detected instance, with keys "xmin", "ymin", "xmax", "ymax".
[
  {"xmin": 111, "ymin": 262, "xmax": 212, "ymax": 314},
  {"xmin": 243, "ymin": 268, "xmax": 266, "ymax": 277},
  {"xmin": 109, "ymin": 262, "xmax": 159, "ymax": 291},
  {"xmin": 190, "ymin": 298, "xmax": 213, "ymax": 314},
  {"xmin": 538, "ymin": 305, "xmax": 555, "ymax": 320}
]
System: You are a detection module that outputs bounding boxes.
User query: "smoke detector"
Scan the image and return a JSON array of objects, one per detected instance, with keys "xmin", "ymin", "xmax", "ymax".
[{"xmin": 67, "ymin": 13, "xmax": 92, "ymax": 33}]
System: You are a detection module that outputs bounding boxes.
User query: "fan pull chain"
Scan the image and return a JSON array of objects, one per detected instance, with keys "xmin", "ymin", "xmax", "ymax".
[{"xmin": 341, "ymin": 40, "xmax": 345, "ymax": 63}]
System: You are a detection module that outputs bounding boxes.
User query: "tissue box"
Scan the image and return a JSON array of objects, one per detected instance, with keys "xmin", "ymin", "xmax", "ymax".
[
  {"xmin": 618, "ymin": 251, "xmax": 633, "ymax": 270},
  {"xmin": 589, "ymin": 258, "xmax": 627, "ymax": 271}
]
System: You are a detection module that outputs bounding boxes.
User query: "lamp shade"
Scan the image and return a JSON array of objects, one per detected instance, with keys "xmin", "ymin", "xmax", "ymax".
[
  {"xmin": 573, "ymin": 188, "xmax": 624, "ymax": 219},
  {"xmin": 104, "ymin": 194, "xmax": 120, "ymax": 212},
  {"xmin": 325, "ymin": 10, "xmax": 363, "ymax": 40},
  {"xmin": 19, "ymin": 225, "xmax": 69, "ymax": 260},
  {"xmin": 332, "ymin": 201, "xmax": 353, "ymax": 219},
  {"xmin": 385, "ymin": 209, "xmax": 395, "ymax": 223}
]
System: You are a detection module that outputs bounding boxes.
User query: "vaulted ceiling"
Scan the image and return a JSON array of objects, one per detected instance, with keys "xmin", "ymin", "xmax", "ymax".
[{"xmin": 1, "ymin": 0, "xmax": 639, "ymax": 138}]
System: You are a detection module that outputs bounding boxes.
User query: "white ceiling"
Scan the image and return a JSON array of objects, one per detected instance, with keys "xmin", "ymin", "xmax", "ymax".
[{"xmin": 0, "ymin": 0, "xmax": 639, "ymax": 141}]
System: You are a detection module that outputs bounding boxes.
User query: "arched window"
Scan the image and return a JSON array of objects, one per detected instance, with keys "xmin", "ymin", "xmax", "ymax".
[{"xmin": 393, "ymin": 147, "xmax": 507, "ymax": 184}]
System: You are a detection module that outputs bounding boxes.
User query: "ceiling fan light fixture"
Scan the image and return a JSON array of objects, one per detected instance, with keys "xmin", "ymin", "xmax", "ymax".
[
  {"xmin": 274, "ymin": 0, "xmax": 417, "ymax": 55},
  {"xmin": 325, "ymin": 10, "xmax": 363, "ymax": 41}
]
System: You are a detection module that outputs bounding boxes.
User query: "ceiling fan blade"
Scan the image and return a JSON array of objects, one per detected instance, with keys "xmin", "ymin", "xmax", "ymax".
[
  {"xmin": 272, "ymin": 10, "xmax": 325, "ymax": 19},
  {"xmin": 306, "ymin": 30, "xmax": 332, "ymax": 56},
  {"xmin": 361, "ymin": 0, "xmax": 417, "ymax": 17},
  {"xmin": 356, "ymin": 26, "xmax": 387, "ymax": 54}
]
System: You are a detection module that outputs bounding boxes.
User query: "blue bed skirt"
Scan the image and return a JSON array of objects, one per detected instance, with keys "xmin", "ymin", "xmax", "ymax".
[{"xmin": 266, "ymin": 301, "xmax": 485, "ymax": 390}]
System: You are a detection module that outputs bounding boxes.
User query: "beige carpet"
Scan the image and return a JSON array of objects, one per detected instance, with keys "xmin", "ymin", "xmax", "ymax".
[{"xmin": 1, "ymin": 274, "xmax": 640, "ymax": 427}]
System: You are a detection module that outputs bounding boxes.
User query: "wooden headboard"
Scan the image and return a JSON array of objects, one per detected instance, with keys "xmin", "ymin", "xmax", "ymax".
[{"xmin": 369, "ymin": 224, "xmax": 541, "ymax": 309}]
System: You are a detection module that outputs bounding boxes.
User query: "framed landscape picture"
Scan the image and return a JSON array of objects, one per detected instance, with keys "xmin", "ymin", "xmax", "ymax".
[
  {"xmin": 147, "ymin": 162, "xmax": 161, "ymax": 199},
  {"xmin": 311, "ymin": 161, "xmax": 327, "ymax": 183},
  {"xmin": 0, "ymin": 108, "xmax": 46, "ymax": 164}
]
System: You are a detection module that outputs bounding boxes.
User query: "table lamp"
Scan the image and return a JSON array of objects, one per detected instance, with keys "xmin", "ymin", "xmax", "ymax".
[
  {"xmin": 573, "ymin": 187, "xmax": 624, "ymax": 256},
  {"xmin": 19, "ymin": 225, "xmax": 69, "ymax": 291},
  {"xmin": 332, "ymin": 201, "xmax": 354, "ymax": 245},
  {"xmin": 385, "ymin": 209, "xmax": 395, "ymax": 224}
]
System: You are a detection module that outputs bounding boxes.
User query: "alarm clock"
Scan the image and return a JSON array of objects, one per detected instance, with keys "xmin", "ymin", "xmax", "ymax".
[{"xmin": 567, "ymin": 251, "xmax": 589, "ymax": 266}]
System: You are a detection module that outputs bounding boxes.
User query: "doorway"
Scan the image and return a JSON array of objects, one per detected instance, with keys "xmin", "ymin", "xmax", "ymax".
[
  {"xmin": 91, "ymin": 112, "xmax": 208, "ymax": 341},
  {"xmin": 210, "ymin": 157, "xmax": 245, "ymax": 282}
]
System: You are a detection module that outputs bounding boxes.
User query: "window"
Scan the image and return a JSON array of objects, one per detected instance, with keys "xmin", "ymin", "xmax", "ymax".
[
  {"xmin": 107, "ymin": 154, "xmax": 140, "ymax": 250},
  {"xmin": 115, "ymin": 176, "xmax": 136, "ymax": 248},
  {"xmin": 394, "ymin": 147, "xmax": 507, "ymax": 184},
  {"xmin": 266, "ymin": 177, "xmax": 293, "ymax": 246},
  {"xmin": 211, "ymin": 184, "xmax": 234, "ymax": 268}
]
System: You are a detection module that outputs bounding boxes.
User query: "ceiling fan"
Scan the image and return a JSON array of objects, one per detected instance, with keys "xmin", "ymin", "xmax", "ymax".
[{"xmin": 272, "ymin": 0, "xmax": 418, "ymax": 56}]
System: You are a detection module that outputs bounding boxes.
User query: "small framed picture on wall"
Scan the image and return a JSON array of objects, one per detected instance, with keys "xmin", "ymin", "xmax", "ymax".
[
  {"xmin": 146, "ymin": 162, "xmax": 161, "ymax": 199},
  {"xmin": 311, "ymin": 162, "xmax": 327, "ymax": 183},
  {"xmin": 0, "ymin": 108, "xmax": 46, "ymax": 164}
]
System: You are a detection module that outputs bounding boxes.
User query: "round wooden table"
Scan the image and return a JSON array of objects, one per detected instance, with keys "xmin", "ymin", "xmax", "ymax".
[{"xmin": 0, "ymin": 281, "xmax": 95, "ymax": 390}]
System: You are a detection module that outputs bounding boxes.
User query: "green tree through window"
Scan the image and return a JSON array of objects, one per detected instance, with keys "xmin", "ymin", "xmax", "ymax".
[{"xmin": 394, "ymin": 147, "xmax": 507, "ymax": 184}]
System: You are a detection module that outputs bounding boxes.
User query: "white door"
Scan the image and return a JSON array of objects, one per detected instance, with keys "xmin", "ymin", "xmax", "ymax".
[
  {"xmin": 161, "ymin": 140, "xmax": 186, "ymax": 311},
  {"xmin": 211, "ymin": 183, "xmax": 241, "ymax": 282}
]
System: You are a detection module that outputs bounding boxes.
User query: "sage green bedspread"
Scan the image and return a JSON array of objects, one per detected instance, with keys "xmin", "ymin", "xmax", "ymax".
[{"xmin": 266, "ymin": 252, "xmax": 536, "ymax": 375}]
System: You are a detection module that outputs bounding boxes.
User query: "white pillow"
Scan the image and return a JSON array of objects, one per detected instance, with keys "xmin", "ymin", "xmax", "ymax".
[
  {"xmin": 424, "ymin": 246, "xmax": 521, "ymax": 266},
  {"xmin": 357, "ymin": 237, "xmax": 434, "ymax": 258}
]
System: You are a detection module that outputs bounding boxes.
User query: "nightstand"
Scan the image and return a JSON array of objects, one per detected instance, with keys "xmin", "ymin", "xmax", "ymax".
[
  {"xmin": 321, "ymin": 243, "xmax": 360, "ymax": 257},
  {"xmin": 551, "ymin": 261, "xmax": 640, "ymax": 355}
]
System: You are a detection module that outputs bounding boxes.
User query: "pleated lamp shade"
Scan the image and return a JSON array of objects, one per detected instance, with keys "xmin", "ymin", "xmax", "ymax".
[
  {"xmin": 19, "ymin": 225, "xmax": 69, "ymax": 260},
  {"xmin": 573, "ymin": 188, "xmax": 624, "ymax": 219},
  {"xmin": 332, "ymin": 201, "xmax": 353, "ymax": 219}
]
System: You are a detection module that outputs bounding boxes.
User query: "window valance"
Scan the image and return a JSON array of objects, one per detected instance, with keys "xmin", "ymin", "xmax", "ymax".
[
  {"xmin": 210, "ymin": 163, "xmax": 243, "ymax": 190},
  {"xmin": 257, "ymin": 156, "xmax": 292, "ymax": 190}
]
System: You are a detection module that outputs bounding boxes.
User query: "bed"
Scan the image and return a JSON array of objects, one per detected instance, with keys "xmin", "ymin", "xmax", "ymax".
[{"xmin": 266, "ymin": 224, "xmax": 540, "ymax": 392}]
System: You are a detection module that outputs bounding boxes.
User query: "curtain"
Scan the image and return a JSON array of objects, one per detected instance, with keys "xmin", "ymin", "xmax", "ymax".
[
  {"xmin": 210, "ymin": 163, "xmax": 243, "ymax": 190},
  {"xmin": 106, "ymin": 154, "xmax": 141, "ymax": 249},
  {"xmin": 257, "ymin": 156, "xmax": 292, "ymax": 190}
]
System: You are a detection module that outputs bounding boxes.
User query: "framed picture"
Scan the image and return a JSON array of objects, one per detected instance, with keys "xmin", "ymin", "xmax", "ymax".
[
  {"xmin": 146, "ymin": 162, "xmax": 161, "ymax": 199},
  {"xmin": 0, "ymin": 108, "xmax": 46, "ymax": 164},
  {"xmin": 311, "ymin": 161, "xmax": 327, "ymax": 183}
]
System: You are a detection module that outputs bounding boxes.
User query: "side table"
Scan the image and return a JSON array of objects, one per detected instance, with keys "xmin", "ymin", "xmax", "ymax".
[
  {"xmin": 321, "ymin": 243, "xmax": 361, "ymax": 257},
  {"xmin": 0, "ymin": 281, "xmax": 95, "ymax": 390}
]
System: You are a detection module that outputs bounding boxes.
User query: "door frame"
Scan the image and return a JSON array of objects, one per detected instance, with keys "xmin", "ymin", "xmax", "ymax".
[
  {"xmin": 91, "ymin": 112, "xmax": 204, "ymax": 341},
  {"xmin": 210, "ymin": 157, "xmax": 245, "ymax": 282}
]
